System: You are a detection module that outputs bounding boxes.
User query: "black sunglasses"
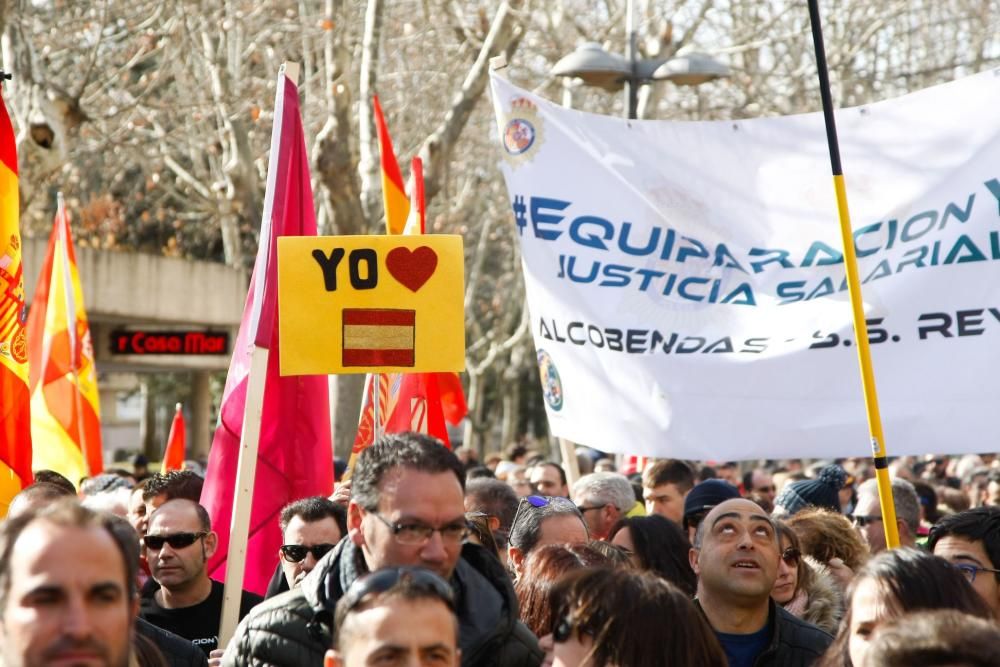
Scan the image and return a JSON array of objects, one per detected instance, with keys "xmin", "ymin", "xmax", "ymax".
[
  {"xmin": 781, "ymin": 547, "xmax": 801, "ymax": 565},
  {"xmin": 144, "ymin": 531, "xmax": 208, "ymax": 551},
  {"xmin": 337, "ymin": 567, "xmax": 455, "ymax": 614},
  {"xmin": 553, "ymin": 612, "xmax": 599, "ymax": 643},
  {"xmin": 280, "ymin": 543, "xmax": 336, "ymax": 563}
]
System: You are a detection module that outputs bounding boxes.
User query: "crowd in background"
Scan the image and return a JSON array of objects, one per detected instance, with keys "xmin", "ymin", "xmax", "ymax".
[{"xmin": 3, "ymin": 436, "xmax": 1000, "ymax": 666}]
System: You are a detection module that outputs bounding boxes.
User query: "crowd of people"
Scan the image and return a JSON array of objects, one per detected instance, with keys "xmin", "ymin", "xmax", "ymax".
[{"xmin": 3, "ymin": 436, "xmax": 1000, "ymax": 666}]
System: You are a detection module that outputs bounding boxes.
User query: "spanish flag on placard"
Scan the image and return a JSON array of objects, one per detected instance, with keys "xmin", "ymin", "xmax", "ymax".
[
  {"xmin": 0, "ymin": 85, "xmax": 33, "ymax": 517},
  {"xmin": 27, "ymin": 195, "xmax": 103, "ymax": 484}
]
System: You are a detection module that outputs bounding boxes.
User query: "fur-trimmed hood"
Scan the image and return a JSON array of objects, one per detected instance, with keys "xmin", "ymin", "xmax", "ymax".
[{"xmin": 792, "ymin": 555, "xmax": 844, "ymax": 635}]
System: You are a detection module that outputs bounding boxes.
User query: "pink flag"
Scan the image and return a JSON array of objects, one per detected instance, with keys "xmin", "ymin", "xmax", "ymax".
[{"xmin": 200, "ymin": 72, "xmax": 333, "ymax": 596}]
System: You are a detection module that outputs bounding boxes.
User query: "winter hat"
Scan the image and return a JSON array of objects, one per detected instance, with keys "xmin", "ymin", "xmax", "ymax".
[
  {"xmin": 683, "ymin": 479, "xmax": 741, "ymax": 526},
  {"xmin": 775, "ymin": 464, "xmax": 847, "ymax": 515}
]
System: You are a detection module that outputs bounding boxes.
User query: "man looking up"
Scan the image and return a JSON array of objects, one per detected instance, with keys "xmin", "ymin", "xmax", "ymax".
[
  {"xmin": 929, "ymin": 506, "xmax": 1000, "ymax": 616},
  {"xmin": 325, "ymin": 567, "xmax": 460, "ymax": 667},
  {"xmin": 140, "ymin": 498, "xmax": 261, "ymax": 656},
  {"xmin": 0, "ymin": 499, "xmax": 138, "ymax": 667},
  {"xmin": 224, "ymin": 432, "xmax": 541, "ymax": 667},
  {"xmin": 690, "ymin": 498, "xmax": 831, "ymax": 666},
  {"xmin": 852, "ymin": 478, "xmax": 919, "ymax": 553},
  {"xmin": 571, "ymin": 472, "xmax": 636, "ymax": 541},
  {"xmin": 528, "ymin": 462, "xmax": 569, "ymax": 498},
  {"xmin": 643, "ymin": 459, "xmax": 695, "ymax": 524}
]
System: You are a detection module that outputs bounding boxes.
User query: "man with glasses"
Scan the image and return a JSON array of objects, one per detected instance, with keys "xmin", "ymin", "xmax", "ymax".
[
  {"xmin": 224, "ymin": 432, "xmax": 542, "ymax": 667},
  {"xmin": 140, "ymin": 498, "xmax": 262, "ymax": 657},
  {"xmin": 570, "ymin": 472, "xmax": 636, "ymax": 541},
  {"xmin": 325, "ymin": 567, "xmax": 460, "ymax": 667},
  {"xmin": 929, "ymin": 506, "xmax": 1000, "ymax": 615},
  {"xmin": 850, "ymin": 478, "xmax": 919, "ymax": 553}
]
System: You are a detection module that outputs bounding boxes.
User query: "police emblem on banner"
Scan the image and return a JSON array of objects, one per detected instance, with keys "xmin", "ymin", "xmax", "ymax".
[
  {"xmin": 500, "ymin": 97, "xmax": 544, "ymax": 167},
  {"xmin": 537, "ymin": 349, "xmax": 563, "ymax": 411}
]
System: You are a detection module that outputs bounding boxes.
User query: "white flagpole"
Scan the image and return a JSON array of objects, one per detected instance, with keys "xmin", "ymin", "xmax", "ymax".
[{"xmin": 217, "ymin": 61, "xmax": 299, "ymax": 648}]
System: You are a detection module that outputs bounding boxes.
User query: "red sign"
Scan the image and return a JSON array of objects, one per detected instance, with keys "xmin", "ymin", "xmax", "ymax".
[{"xmin": 111, "ymin": 330, "xmax": 229, "ymax": 356}]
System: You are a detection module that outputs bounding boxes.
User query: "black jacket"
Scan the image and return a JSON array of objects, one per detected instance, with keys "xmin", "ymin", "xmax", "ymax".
[
  {"xmin": 700, "ymin": 599, "xmax": 832, "ymax": 667},
  {"xmin": 222, "ymin": 539, "xmax": 542, "ymax": 667},
  {"xmin": 136, "ymin": 617, "xmax": 209, "ymax": 667}
]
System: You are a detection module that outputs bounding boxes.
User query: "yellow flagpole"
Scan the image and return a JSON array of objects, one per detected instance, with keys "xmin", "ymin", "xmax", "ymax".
[{"xmin": 807, "ymin": 0, "xmax": 899, "ymax": 548}]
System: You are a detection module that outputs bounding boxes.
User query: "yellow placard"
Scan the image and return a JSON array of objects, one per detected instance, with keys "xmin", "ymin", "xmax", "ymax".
[{"xmin": 277, "ymin": 235, "xmax": 465, "ymax": 375}]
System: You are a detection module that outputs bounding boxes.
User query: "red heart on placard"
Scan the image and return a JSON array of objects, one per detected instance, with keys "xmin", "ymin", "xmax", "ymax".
[{"xmin": 386, "ymin": 246, "xmax": 438, "ymax": 292}]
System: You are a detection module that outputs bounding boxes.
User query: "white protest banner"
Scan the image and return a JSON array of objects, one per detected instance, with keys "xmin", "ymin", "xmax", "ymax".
[{"xmin": 490, "ymin": 69, "xmax": 1000, "ymax": 461}]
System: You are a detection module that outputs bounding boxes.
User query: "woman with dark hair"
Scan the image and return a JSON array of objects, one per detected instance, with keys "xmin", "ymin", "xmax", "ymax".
[
  {"xmin": 515, "ymin": 543, "xmax": 611, "ymax": 638},
  {"xmin": 607, "ymin": 514, "xmax": 696, "ymax": 596},
  {"xmin": 817, "ymin": 547, "xmax": 992, "ymax": 667},
  {"xmin": 546, "ymin": 567, "xmax": 727, "ymax": 667},
  {"xmin": 771, "ymin": 520, "xmax": 843, "ymax": 634}
]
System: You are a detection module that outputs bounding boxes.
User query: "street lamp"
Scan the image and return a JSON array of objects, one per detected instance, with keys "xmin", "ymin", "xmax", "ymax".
[{"xmin": 551, "ymin": 2, "xmax": 728, "ymax": 119}]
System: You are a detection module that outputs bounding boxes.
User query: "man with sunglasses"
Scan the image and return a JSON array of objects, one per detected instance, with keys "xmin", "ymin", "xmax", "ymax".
[
  {"xmin": 223, "ymin": 432, "xmax": 542, "ymax": 667},
  {"xmin": 929, "ymin": 506, "xmax": 1000, "ymax": 616},
  {"xmin": 140, "ymin": 499, "xmax": 262, "ymax": 657},
  {"xmin": 851, "ymin": 477, "xmax": 919, "ymax": 553},
  {"xmin": 326, "ymin": 567, "xmax": 460, "ymax": 667},
  {"xmin": 265, "ymin": 497, "xmax": 347, "ymax": 597}
]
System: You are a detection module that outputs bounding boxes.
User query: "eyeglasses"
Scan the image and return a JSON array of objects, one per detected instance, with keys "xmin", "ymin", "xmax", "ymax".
[
  {"xmin": 848, "ymin": 514, "xmax": 884, "ymax": 527},
  {"xmin": 576, "ymin": 503, "xmax": 608, "ymax": 513},
  {"xmin": 339, "ymin": 567, "xmax": 456, "ymax": 615},
  {"xmin": 279, "ymin": 543, "xmax": 336, "ymax": 563},
  {"xmin": 369, "ymin": 512, "xmax": 469, "ymax": 546},
  {"xmin": 952, "ymin": 562, "xmax": 1000, "ymax": 584},
  {"xmin": 781, "ymin": 547, "xmax": 801, "ymax": 565},
  {"xmin": 144, "ymin": 532, "xmax": 208, "ymax": 551},
  {"xmin": 507, "ymin": 495, "xmax": 576, "ymax": 546}
]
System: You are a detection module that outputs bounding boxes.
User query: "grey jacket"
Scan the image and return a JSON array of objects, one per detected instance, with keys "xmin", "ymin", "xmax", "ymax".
[{"xmin": 222, "ymin": 539, "xmax": 542, "ymax": 667}]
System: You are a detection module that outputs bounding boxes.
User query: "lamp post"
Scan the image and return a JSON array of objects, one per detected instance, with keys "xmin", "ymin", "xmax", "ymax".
[{"xmin": 551, "ymin": 0, "xmax": 728, "ymax": 119}]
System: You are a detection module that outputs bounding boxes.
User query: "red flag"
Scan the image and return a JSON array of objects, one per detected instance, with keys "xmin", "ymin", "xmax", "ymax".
[
  {"xmin": 200, "ymin": 70, "xmax": 333, "ymax": 596},
  {"xmin": 161, "ymin": 404, "xmax": 185, "ymax": 473},
  {"xmin": 384, "ymin": 373, "xmax": 451, "ymax": 447},
  {"xmin": 0, "ymin": 85, "xmax": 32, "ymax": 515}
]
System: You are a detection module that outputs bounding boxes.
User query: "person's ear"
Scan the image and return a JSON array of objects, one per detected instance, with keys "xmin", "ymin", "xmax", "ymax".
[
  {"xmin": 689, "ymin": 547, "xmax": 701, "ymax": 576},
  {"xmin": 348, "ymin": 501, "xmax": 366, "ymax": 547},
  {"xmin": 488, "ymin": 516, "xmax": 500, "ymax": 532},
  {"xmin": 204, "ymin": 531, "xmax": 219, "ymax": 559},
  {"xmin": 508, "ymin": 546, "xmax": 525, "ymax": 577}
]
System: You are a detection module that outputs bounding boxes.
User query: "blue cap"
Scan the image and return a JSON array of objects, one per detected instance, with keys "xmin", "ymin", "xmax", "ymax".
[{"xmin": 683, "ymin": 479, "xmax": 741, "ymax": 522}]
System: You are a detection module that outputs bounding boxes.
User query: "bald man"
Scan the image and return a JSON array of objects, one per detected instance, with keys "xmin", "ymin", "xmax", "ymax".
[{"xmin": 689, "ymin": 499, "xmax": 831, "ymax": 667}]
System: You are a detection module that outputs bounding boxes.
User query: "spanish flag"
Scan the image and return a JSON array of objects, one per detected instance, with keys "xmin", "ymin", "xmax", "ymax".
[
  {"xmin": 0, "ymin": 85, "xmax": 33, "ymax": 516},
  {"xmin": 373, "ymin": 95, "xmax": 410, "ymax": 235},
  {"xmin": 27, "ymin": 195, "xmax": 103, "ymax": 484}
]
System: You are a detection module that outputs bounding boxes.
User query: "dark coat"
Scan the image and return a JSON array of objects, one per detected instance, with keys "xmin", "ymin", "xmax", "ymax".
[{"xmin": 222, "ymin": 539, "xmax": 542, "ymax": 667}]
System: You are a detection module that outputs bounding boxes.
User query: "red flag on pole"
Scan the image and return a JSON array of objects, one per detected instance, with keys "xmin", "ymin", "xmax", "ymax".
[
  {"xmin": 161, "ymin": 403, "xmax": 185, "ymax": 473},
  {"xmin": 0, "ymin": 83, "xmax": 32, "ymax": 516},
  {"xmin": 200, "ymin": 63, "xmax": 333, "ymax": 599}
]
